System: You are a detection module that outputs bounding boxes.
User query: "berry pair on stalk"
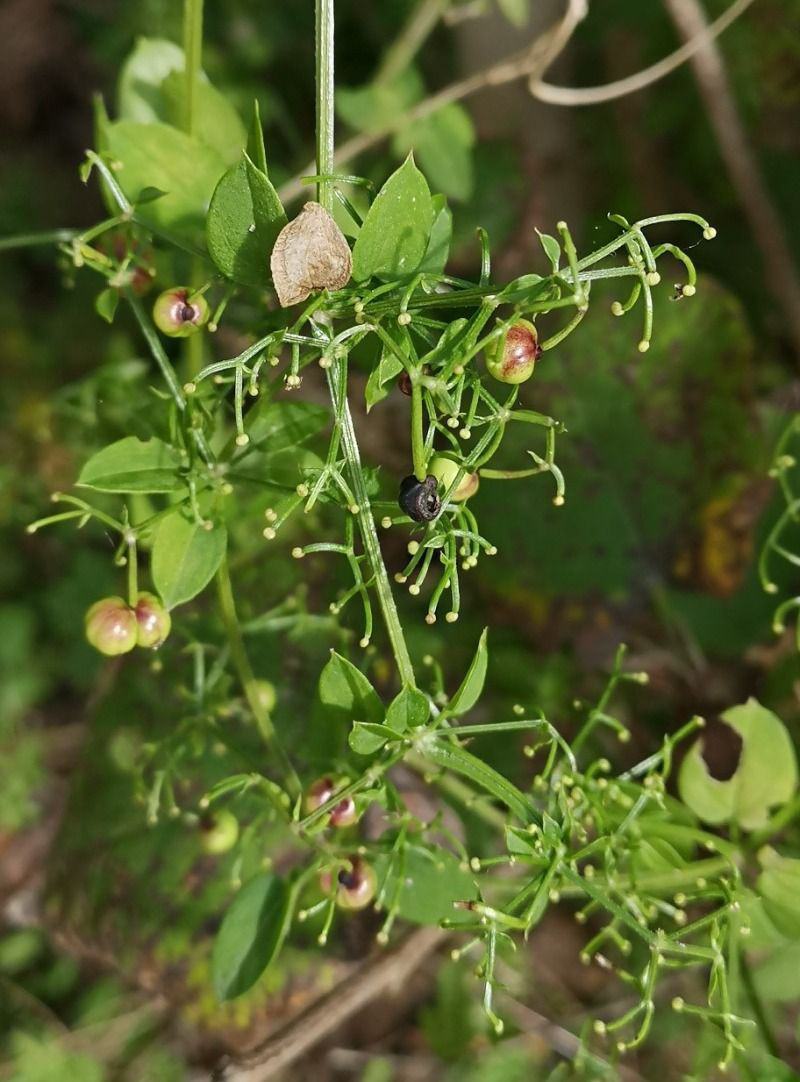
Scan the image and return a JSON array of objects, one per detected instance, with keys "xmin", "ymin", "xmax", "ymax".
[
  {"xmin": 152, "ymin": 286, "xmax": 209, "ymax": 338},
  {"xmin": 85, "ymin": 593, "xmax": 170, "ymax": 656}
]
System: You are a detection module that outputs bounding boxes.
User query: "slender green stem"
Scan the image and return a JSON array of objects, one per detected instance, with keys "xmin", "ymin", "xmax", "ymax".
[
  {"xmin": 411, "ymin": 382, "xmax": 426, "ymax": 480},
  {"xmin": 740, "ymin": 953, "xmax": 780, "ymax": 1058},
  {"xmin": 216, "ymin": 556, "xmax": 300, "ymax": 796},
  {"xmin": 0, "ymin": 229, "xmax": 77, "ymax": 251},
  {"xmin": 126, "ymin": 538, "xmax": 138, "ymax": 607},
  {"xmin": 182, "ymin": 0, "xmax": 204, "ymax": 137},
  {"xmin": 315, "ymin": 0, "xmax": 335, "ymax": 213}
]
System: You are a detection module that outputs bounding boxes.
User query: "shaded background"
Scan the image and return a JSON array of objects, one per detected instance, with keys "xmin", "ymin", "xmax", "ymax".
[{"xmin": 1, "ymin": 1, "xmax": 800, "ymax": 1079}]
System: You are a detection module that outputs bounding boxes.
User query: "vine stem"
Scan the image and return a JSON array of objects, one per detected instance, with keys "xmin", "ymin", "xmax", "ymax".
[
  {"xmin": 316, "ymin": 0, "xmax": 416, "ymax": 689},
  {"xmin": 216, "ymin": 557, "xmax": 301, "ymax": 796}
]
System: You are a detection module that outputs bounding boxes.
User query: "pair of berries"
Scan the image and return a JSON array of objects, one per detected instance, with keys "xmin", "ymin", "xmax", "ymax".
[
  {"xmin": 304, "ymin": 776, "xmax": 359, "ymax": 828},
  {"xmin": 85, "ymin": 593, "xmax": 171, "ymax": 656},
  {"xmin": 152, "ymin": 287, "xmax": 209, "ymax": 338}
]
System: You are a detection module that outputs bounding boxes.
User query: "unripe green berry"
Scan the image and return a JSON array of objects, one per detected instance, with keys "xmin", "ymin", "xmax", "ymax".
[
  {"xmin": 199, "ymin": 809, "xmax": 239, "ymax": 855},
  {"xmin": 486, "ymin": 319, "xmax": 541, "ymax": 384},
  {"xmin": 152, "ymin": 287, "xmax": 209, "ymax": 338},
  {"xmin": 429, "ymin": 456, "xmax": 479, "ymax": 502},
  {"xmin": 134, "ymin": 591, "xmax": 171, "ymax": 649},
  {"xmin": 85, "ymin": 596, "xmax": 137, "ymax": 656},
  {"xmin": 251, "ymin": 679, "xmax": 277, "ymax": 714}
]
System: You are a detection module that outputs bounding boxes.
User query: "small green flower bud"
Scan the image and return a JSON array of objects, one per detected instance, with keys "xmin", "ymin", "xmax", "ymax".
[
  {"xmin": 199, "ymin": 809, "xmax": 239, "ymax": 854},
  {"xmin": 152, "ymin": 287, "xmax": 209, "ymax": 338},
  {"xmin": 486, "ymin": 319, "xmax": 541, "ymax": 384},
  {"xmin": 85, "ymin": 596, "xmax": 137, "ymax": 656},
  {"xmin": 430, "ymin": 456, "xmax": 479, "ymax": 502},
  {"xmin": 134, "ymin": 591, "xmax": 171, "ymax": 649}
]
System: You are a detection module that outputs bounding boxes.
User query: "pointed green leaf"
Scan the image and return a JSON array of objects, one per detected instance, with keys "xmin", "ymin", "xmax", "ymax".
[
  {"xmin": 319, "ymin": 652, "xmax": 384, "ymax": 724},
  {"xmin": 348, "ymin": 722, "xmax": 401, "ymax": 756},
  {"xmin": 207, "ymin": 154, "xmax": 287, "ymax": 288},
  {"xmin": 448, "ymin": 628, "xmax": 488, "ymax": 717},
  {"xmin": 152, "ymin": 512, "xmax": 227, "ymax": 610},
  {"xmin": 159, "ymin": 71, "xmax": 247, "ymax": 166},
  {"xmin": 386, "ymin": 686, "xmax": 430, "ymax": 731},
  {"xmin": 374, "ymin": 846, "xmax": 476, "ymax": 925},
  {"xmin": 78, "ymin": 437, "xmax": 183, "ymax": 493},
  {"xmin": 418, "ymin": 194, "xmax": 452, "ymax": 275},
  {"xmin": 393, "ymin": 104, "xmax": 475, "ymax": 202},
  {"xmin": 536, "ymin": 230, "xmax": 561, "ymax": 272},
  {"xmin": 95, "ymin": 287, "xmax": 119, "ymax": 325},
  {"xmin": 247, "ymin": 99, "xmax": 269, "ymax": 176},
  {"xmin": 365, "ymin": 347, "xmax": 404, "ymax": 412},
  {"xmin": 212, "ymin": 873, "xmax": 288, "ymax": 1001},
  {"xmin": 352, "ymin": 155, "xmax": 434, "ymax": 282}
]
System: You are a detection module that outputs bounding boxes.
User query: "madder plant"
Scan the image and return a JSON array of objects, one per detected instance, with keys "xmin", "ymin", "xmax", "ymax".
[{"xmin": 15, "ymin": 0, "xmax": 800, "ymax": 1073}]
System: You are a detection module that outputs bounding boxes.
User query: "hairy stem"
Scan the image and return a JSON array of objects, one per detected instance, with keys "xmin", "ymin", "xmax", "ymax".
[{"xmin": 315, "ymin": 0, "xmax": 335, "ymax": 213}]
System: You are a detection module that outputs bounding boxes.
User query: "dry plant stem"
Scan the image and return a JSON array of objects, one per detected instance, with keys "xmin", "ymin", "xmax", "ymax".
[
  {"xmin": 218, "ymin": 926, "xmax": 445, "ymax": 1081},
  {"xmin": 662, "ymin": 0, "xmax": 800, "ymax": 360},
  {"xmin": 278, "ymin": 0, "xmax": 587, "ymax": 205}
]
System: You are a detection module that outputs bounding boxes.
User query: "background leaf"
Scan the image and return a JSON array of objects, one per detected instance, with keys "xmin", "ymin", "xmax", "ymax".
[
  {"xmin": 351, "ymin": 155, "xmax": 434, "ymax": 282},
  {"xmin": 449, "ymin": 629, "xmax": 488, "ymax": 717},
  {"xmin": 319, "ymin": 652, "xmax": 384, "ymax": 724},
  {"xmin": 78, "ymin": 437, "xmax": 183, "ymax": 493},
  {"xmin": 211, "ymin": 873, "xmax": 288, "ymax": 1001}
]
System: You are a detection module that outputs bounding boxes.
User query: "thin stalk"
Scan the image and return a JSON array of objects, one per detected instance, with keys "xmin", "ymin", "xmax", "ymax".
[
  {"xmin": 216, "ymin": 557, "xmax": 300, "ymax": 796},
  {"xmin": 182, "ymin": 0, "xmax": 204, "ymax": 137},
  {"xmin": 315, "ymin": 0, "xmax": 416, "ymax": 688},
  {"xmin": 411, "ymin": 382, "xmax": 426, "ymax": 480}
]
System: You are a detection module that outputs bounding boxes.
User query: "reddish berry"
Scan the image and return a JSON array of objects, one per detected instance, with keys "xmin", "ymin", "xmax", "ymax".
[
  {"xmin": 321, "ymin": 857, "xmax": 377, "ymax": 910},
  {"xmin": 85, "ymin": 596, "xmax": 137, "ymax": 657},
  {"xmin": 430, "ymin": 456, "xmax": 479, "ymax": 502},
  {"xmin": 304, "ymin": 776, "xmax": 338, "ymax": 815},
  {"xmin": 486, "ymin": 319, "xmax": 541, "ymax": 384},
  {"xmin": 199, "ymin": 809, "xmax": 239, "ymax": 855},
  {"xmin": 329, "ymin": 796, "xmax": 358, "ymax": 828},
  {"xmin": 152, "ymin": 287, "xmax": 209, "ymax": 338},
  {"xmin": 134, "ymin": 592, "xmax": 171, "ymax": 649}
]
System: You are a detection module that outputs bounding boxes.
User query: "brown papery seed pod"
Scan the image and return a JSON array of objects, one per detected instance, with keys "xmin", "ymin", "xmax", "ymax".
[{"xmin": 270, "ymin": 202, "xmax": 352, "ymax": 308}]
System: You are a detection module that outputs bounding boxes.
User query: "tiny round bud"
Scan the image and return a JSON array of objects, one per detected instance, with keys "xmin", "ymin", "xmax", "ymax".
[
  {"xmin": 152, "ymin": 287, "xmax": 209, "ymax": 338},
  {"xmin": 445, "ymin": 611, "xmax": 458, "ymax": 623},
  {"xmin": 183, "ymin": 381, "xmax": 197, "ymax": 395},
  {"xmin": 429, "ymin": 456, "xmax": 480, "ymax": 503},
  {"xmin": 235, "ymin": 433, "xmax": 250, "ymax": 447},
  {"xmin": 459, "ymin": 428, "xmax": 471, "ymax": 440},
  {"xmin": 611, "ymin": 301, "xmax": 624, "ymax": 316},
  {"xmin": 646, "ymin": 271, "xmax": 661, "ymax": 286},
  {"xmin": 486, "ymin": 319, "xmax": 541, "ymax": 384},
  {"xmin": 409, "ymin": 584, "xmax": 421, "ymax": 596},
  {"xmin": 329, "ymin": 796, "xmax": 358, "ymax": 828},
  {"xmin": 682, "ymin": 283, "xmax": 696, "ymax": 297},
  {"xmin": 397, "ymin": 311, "xmax": 412, "ymax": 326},
  {"xmin": 425, "ymin": 613, "xmax": 436, "ymax": 624},
  {"xmin": 703, "ymin": 226, "xmax": 717, "ymax": 240},
  {"xmin": 638, "ymin": 340, "xmax": 650, "ymax": 353},
  {"xmin": 381, "ymin": 516, "xmax": 392, "ymax": 529},
  {"xmin": 85, "ymin": 596, "xmax": 138, "ymax": 656},
  {"xmin": 199, "ymin": 809, "xmax": 239, "ymax": 854},
  {"xmin": 263, "ymin": 527, "xmax": 276, "ymax": 540},
  {"xmin": 291, "ymin": 547, "xmax": 304, "ymax": 559},
  {"xmin": 408, "ymin": 541, "xmax": 420, "ymax": 555},
  {"xmin": 134, "ymin": 591, "xmax": 171, "ymax": 649}
]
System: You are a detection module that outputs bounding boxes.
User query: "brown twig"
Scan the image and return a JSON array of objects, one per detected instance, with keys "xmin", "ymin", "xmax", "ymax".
[
  {"xmin": 662, "ymin": 0, "xmax": 800, "ymax": 361},
  {"xmin": 216, "ymin": 926, "xmax": 446, "ymax": 1081}
]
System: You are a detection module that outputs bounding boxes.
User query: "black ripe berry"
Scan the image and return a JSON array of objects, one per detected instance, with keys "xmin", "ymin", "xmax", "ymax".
[{"xmin": 399, "ymin": 474, "xmax": 441, "ymax": 522}]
